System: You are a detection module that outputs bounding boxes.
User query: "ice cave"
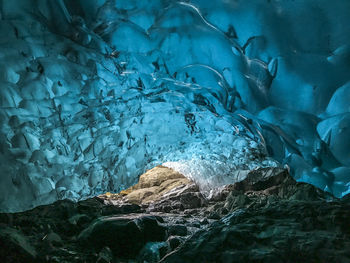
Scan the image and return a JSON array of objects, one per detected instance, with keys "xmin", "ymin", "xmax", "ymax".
[{"xmin": 0, "ymin": 0, "xmax": 350, "ymax": 262}]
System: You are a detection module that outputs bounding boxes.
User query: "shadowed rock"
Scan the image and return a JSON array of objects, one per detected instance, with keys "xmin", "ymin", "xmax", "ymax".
[{"xmin": 0, "ymin": 166, "xmax": 349, "ymax": 262}]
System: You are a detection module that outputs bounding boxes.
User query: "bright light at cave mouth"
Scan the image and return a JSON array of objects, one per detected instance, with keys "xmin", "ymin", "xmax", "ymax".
[{"xmin": 0, "ymin": 0, "xmax": 350, "ymax": 213}]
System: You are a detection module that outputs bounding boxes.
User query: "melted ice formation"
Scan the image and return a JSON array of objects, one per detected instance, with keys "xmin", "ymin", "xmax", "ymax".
[{"xmin": 0, "ymin": 0, "xmax": 349, "ymax": 211}]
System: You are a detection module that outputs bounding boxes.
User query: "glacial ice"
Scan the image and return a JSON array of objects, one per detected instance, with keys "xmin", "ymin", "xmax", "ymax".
[{"xmin": 0, "ymin": 0, "xmax": 350, "ymax": 212}]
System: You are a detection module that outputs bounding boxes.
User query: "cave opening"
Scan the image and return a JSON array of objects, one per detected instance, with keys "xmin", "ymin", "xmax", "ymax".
[{"xmin": 0, "ymin": 0, "xmax": 350, "ymax": 262}]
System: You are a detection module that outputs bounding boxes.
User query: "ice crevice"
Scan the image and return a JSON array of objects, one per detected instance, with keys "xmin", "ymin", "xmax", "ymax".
[{"xmin": 0, "ymin": 0, "xmax": 350, "ymax": 212}]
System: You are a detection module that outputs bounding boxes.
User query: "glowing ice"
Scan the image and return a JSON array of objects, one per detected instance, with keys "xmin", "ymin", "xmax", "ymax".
[{"xmin": 0, "ymin": 0, "xmax": 350, "ymax": 212}]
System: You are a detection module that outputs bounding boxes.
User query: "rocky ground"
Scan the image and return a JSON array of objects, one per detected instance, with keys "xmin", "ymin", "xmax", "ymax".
[{"xmin": 0, "ymin": 166, "xmax": 350, "ymax": 263}]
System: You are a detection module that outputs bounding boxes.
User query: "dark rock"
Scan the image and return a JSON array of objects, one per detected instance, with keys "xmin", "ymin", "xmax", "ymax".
[
  {"xmin": 78, "ymin": 215, "xmax": 166, "ymax": 258},
  {"xmin": 232, "ymin": 168, "xmax": 291, "ymax": 192},
  {"xmin": 69, "ymin": 214, "xmax": 91, "ymax": 228},
  {"xmin": 180, "ymin": 192, "xmax": 206, "ymax": 209},
  {"xmin": 78, "ymin": 216, "xmax": 143, "ymax": 257},
  {"xmin": 175, "ymin": 218, "xmax": 187, "ymax": 224},
  {"xmin": 0, "ymin": 227, "xmax": 38, "ymax": 263},
  {"xmin": 101, "ymin": 203, "xmax": 141, "ymax": 215},
  {"xmin": 97, "ymin": 247, "xmax": 114, "ymax": 263},
  {"xmin": 135, "ymin": 215, "xmax": 168, "ymax": 241},
  {"xmin": 200, "ymin": 218, "xmax": 209, "ymax": 225},
  {"xmin": 161, "ymin": 200, "xmax": 350, "ymax": 263},
  {"xmin": 42, "ymin": 231, "xmax": 62, "ymax": 247},
  {"xmin": 224, "ymin": 194, "xmax": 252, "ymax": 211},
  {"xmin": 191, "ymin": 222, "xmax": 201, "ymax": 228},
  {"xmin": 138, "ymin": 242, "xmax": 169, "ymax": 263},
  {"xmin": 159, "ymin": 242, "xmax": 169, "ymax": 259},
  {"xmin": 1, "ymin": 167, "xmax": 349, "ymax": 262},
  {"xmin": 208, "ymin": 212, "xmax": 221, "ymax": 220},
  {"xmin": 168, "ymin": 236, "xmax": 183, "ymax": 250},
  {"xmin": 168, "ymin": 224, "xmax": 188, "ymax": 236}
]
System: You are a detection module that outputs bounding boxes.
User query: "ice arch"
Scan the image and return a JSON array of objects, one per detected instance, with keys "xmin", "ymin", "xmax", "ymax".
[{"xmin": 0, "ymin": 0, "xmax": 349, "ymax": 212}]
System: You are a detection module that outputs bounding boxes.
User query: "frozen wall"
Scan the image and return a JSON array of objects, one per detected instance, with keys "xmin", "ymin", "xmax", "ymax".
[{"xmin": 0, "ymin": 0, "xmax": 349, "ymax": 212}]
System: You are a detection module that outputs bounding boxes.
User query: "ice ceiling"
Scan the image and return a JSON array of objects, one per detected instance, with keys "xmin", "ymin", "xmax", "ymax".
[{"xmin": 0, "ymin": 0, "xmax": 350, "ymax": 212}]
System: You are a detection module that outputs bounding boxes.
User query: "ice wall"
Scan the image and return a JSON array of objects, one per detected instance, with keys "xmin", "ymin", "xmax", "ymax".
[{"xmin": 0, "ymin": 0, "xmax": 349, "ymax": 212}]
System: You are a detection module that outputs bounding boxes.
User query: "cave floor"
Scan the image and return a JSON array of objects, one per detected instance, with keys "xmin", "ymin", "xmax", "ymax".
[{"xmin": 1, "ymin": 166, "xmax": 350, "ymax": 263}]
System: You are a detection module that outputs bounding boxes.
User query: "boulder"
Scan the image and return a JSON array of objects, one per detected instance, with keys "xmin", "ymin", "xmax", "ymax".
[{"xmin": 78, "ymin": 215, "xmax": 167, "ymax": 258}]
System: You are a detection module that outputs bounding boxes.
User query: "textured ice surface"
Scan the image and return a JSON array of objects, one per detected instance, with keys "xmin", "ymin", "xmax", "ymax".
[{"xmin": 0, "ymin": 0, "xmax": 350, "ymax": 211}]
